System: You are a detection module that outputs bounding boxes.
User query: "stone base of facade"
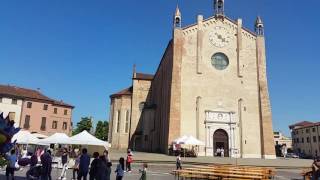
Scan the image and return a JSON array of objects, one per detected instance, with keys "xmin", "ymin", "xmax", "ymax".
[
  {"xmin": 242, "ymin": 154, "xmax": 262, "ymax": 159},
  {"xmin": 262, "ymin": 154, "xmax": 277, "ymax": 159}
]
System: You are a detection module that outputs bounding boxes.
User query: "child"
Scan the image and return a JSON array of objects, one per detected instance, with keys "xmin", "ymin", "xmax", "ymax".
[
  {"xmin": 139, "ymin": 163, "xmax": 148, "ymax": 180},
  {"xmin": 176, "ymin": 154, "xmax": 182, "ymax": 170},
  {"xmin": 126, "ymin": 150, "xmax": 133, "ymax": 172},
  {"xmin": 115, "ymin": 157, "xmax": 125, "ymax": 180}
]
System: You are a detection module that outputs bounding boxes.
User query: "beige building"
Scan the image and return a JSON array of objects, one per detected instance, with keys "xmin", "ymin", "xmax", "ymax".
[
  {"xmin": 109, "ymin": 0, "xmax": 275, "ymax": 159},
  {"xmin": 290, "ymin": 121, "xmax": 320, "ymax": 158},
  {"xmin": 274, "ymin": 131, "xmax": 292, "ymax": 149},
  {"xmin": 0, "ymin": 85, "xmax": 74, "ymax": 136}
]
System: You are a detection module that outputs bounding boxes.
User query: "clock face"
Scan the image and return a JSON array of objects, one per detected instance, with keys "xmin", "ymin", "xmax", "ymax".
[{"xmin": 209, "ymin": 26, "xmax": 232, "ymax": 48}]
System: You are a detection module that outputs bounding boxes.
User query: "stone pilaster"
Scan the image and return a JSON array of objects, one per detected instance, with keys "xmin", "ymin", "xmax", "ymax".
[
  {"xmin": 167, "ymin": 28, "xmax": 183, "ymax": 151},
  {"xmin": 256, "ymin": 36, "xmax": 276, "ymax": 159},
  {"xmin": 237, "ymin": 19, "xmax": 243, "ymax": 77},
  {"xmin": 197, "ymin": 15, "xmax": 203, "ymax": 74}
]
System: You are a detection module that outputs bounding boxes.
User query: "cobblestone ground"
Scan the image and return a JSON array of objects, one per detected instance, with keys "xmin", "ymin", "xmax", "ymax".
[{"xmin": 0, "ymin": 163, "xmax": 305, "ymax": 180}]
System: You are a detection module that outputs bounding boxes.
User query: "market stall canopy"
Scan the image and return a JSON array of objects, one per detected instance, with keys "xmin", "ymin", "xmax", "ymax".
[
  {"xmin": 39, "ymin": 132, "xmax": 70, "ymax": 145},
  {"xmin": 12, "ymin": 130, "xmax": 40, "ymax": 145},
  {"xmin": 173, "ymin": 135, "xmax": 205, "ymax": 146},
  {"xmin": 31, "ymin": 132, "xmax": 48, "ymax": 139},
  {"xmin": 69, "ymin": 130, "xmax": 110, "ymax": 148}
]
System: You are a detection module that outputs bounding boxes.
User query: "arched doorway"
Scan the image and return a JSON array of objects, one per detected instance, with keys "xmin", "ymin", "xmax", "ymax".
[{"xmin": 213, "ymin": 129, "xmax": 229, "ymax": 157}]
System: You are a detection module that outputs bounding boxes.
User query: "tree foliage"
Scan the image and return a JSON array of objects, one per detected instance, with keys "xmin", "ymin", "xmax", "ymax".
[
  {"xmin": 95, "ymin": 121, "xmax": 109, "ymax": 141},
  {"xmin": 72, "ymin": 117, "xmax": 93, "ymax": 135}
]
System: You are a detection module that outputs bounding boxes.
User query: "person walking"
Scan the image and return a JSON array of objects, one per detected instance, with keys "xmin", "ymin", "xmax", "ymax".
[
  {"xmin": 78, "ymin": 148, "xmax": 90, "ymax": 180},
  {"xmin": 103, "ymin": 150, "xmax": 110, "ymax": 163},
  {"xmin": 6, "ymin": 149, "xmax": 17, "ymax": 180},
  {"xmin": 26, "ymin": 152, "xmax": 38, "ymax": 179},
  {"xmin": 106, "ymin": 161, "xmax": 112, "ymax": 180},
  {"xmin": 126, "ymin": 149, "xmax": 133, "ymax": 172},
  {"xmin": 89, "ymin": 152, "xmax": 100, "ymax": 180},
  {"xmin": 72, "ymin": 152, "xmax": 81, "ymax": 180},
  {"xmin": 59, "ymin": 148, "xmax": 68, "ymax": 180},
  {"xmin": 139, "ymin": 163, "xmax": 148, "ymax": 180},
  {"xmin": 221, "ymin": 148, "xmax": 224, "ymax": 157},
  {"xmin": 115, "ymin": 157, "xmax": 125, "ymax": 180},
  {"xmin": 176, "ymin": 154, "xmax": 182, "ymax": 170}
]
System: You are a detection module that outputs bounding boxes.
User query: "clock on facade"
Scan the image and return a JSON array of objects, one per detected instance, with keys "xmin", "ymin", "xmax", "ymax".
[
  {"xmin": 211, "ymin": 53, "xmax": 229, "ymax": 70},
  {"xmin": 209, "ymin": 26, "xmax": 232, "ymax": 48}
]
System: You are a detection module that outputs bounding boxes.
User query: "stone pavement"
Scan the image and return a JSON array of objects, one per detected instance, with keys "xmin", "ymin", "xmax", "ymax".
[{"xmin": 109, "ymin": 150, "xmax": 313, "ymax": 168}]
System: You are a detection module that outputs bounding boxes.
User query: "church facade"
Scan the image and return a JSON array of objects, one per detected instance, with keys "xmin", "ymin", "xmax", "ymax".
[{"xmin": 108, "ymin": 0, "xmax": 276, "ymax": 159}]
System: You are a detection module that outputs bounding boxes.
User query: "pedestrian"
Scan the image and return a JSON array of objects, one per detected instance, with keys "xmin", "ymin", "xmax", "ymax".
[
  {"xmin": 126, "ymin": 149, "xmax": 133, "ymax": 172},
  {"xmin": 98, "ymin": 155, "xmax": 108, "ymax": 180},
  {"xmin": 115, "ymin": 157, "xmax": 125, "ymax": 180},
  {"xmin": 176, "ymin": 153, "xmax": 182, "ymax": 170},
  {"xmin": 89, "ymin": 152, "xmax": 100, "ymax": 180},
  {"xmin": 78, "ymin": 148, "xmax": 90, "ymax": 180},
  {"xmin": 26, "ymin": 152, "xmax": 38, "ymax": 179},
  {"xmin": 72, "ymin": 151, "xmax": 81, "ymax": 180},
  {"xmin": 100, "ymin": 152, "xmax": 112, "ymax": 180},
  {"xmin": 6, "ymin": 149, "xmax": 17, "ymax": 180},
  {"xmin": 40, "ymin": 149, "xmax": 52, "ymax": 180},
  {"xmin": 281, "ymin": 144, "xmax": 287, "ymax": 159},
  {"xmin": 59, "ymin": 148, "xmax": 68, "ymax": 180},
  {"xmin": 103, "ymin": 150, "xmax": 110, "ymax": 163},
  {"xmin": 221, "ymin": 148, "xmax": 224, "ymax": 157},
  {"xmin": 139, "ymin": 163, "xmax": 148, "ymax": 180}
]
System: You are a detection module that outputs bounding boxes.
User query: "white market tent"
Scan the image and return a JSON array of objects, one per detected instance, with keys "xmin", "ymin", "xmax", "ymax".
[
  {"xmin": 12, "ymin": 130, "xmax": 40, "ymax": 145},
  {"xmin": 39, "ymin": 132, "xmax": 71, "ymax": 145},
  {"xmin": 31, "ymin": 132, "xmax": 48, "ymax": 139},
  {"xmin": 173, "ymin": 135, "xmax": 205, "ymax": 146},
  {"xmin": 69, "ymin": 130, "xmax": 110, "ymax": 148}
]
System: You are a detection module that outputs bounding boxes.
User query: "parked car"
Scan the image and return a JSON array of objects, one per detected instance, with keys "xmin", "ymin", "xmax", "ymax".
[{"xmin": 286, "ymin": 153, "xmax": 299, "ymax": 158}]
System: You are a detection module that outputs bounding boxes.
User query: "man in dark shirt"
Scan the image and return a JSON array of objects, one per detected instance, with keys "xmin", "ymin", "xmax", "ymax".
[
  {"xmin": 40, "ymin": 150, "xmax": 52, "ymax": 180},
  {"xmin": 78, "ymin": 148, "xmax": 90, "ymax": 180}
]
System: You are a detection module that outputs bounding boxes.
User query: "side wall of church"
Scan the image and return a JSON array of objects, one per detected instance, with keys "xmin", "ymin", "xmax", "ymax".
[
  {"xmin": 147, "ymin": 41, "xmax": 174, "ymax": 153},
  {"xmin": 179, "ymin": 17, "xmax": 263, "ymax": 158},
  {"xmin": 109, "ymin": 95, "xmax": 131, "ymax": 149}
]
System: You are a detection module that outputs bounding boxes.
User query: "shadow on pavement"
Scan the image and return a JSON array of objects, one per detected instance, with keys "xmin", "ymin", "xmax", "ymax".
[{"xmin": 0, "ymin": 174, "xmax": 27, "ymax": 180}]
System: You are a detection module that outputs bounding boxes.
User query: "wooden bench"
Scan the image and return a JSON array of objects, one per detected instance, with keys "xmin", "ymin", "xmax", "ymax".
[{"xmin": 172, "ymin": 165, "xmax": 274, "ymax": 180}]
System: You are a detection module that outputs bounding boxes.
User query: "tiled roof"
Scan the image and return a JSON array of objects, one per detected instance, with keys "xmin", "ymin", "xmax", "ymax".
[
  {"xmin": 134, "ymin": 73, "xmax": 154, "ymax": 81},
  {"xmin": 0, "ymin": 84, "xmax": 74, "ymax": 108},
  {"xmin": 110, "ymin": 86, "xmax": 132, "ymax": 98},
  {"xmin": 289, "ymin": 121, "xmax": 315, "ymax": 129}
]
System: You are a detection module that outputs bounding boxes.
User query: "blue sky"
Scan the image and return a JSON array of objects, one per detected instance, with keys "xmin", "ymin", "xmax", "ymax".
[{"xmin": 0, "ymin": 0, "xmax": 319, "ymax": 136}]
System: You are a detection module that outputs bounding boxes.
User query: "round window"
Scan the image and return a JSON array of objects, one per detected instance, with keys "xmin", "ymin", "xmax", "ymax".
[{"xmin": 211, "ymin": 53, "xmax": 229, "ymax": 70}]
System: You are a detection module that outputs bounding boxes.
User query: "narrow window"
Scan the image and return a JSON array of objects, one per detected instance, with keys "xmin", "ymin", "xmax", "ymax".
[
  {"xmin": 12, "ymin": 99, "xmax": 18, "ymax": 105},
  {"xmin": 62, "ymin": 122, "xmax": 67, "ymax": 130},
  {"xmin": 0, "ymin": 97, "xmax": 2, "ymax": 103},
  {"xmin": 27, "ymin": 102, "xmax": 32, "ymax": 108},
  {"xmin": 41, "ymin": 117, "xmax": 46, "ymax": 131},
  {"xmin": 313, "ymin": 136, "xmax": 317, "ymax": 143},
  {"xmin": 64, "ymin": 109, "xmax": 68, "ymax": 115},
  {"xmin": 116, "ymin": 110, "xmax": 121, "ymax": 133},
  {"xmin": 24, "ymin": 115, "xmax": 30, "ymax": 129},
  {"xmin": 43, "ymin": 104, "xmax": 48, "ymax": 110},
  {"xmin": 52, "ymin": 121, "xmax": 58, "ymax": 129},
  {"xmin": 307, "ymin": 137, "xmax": 310, "ymax": 143},
  {"xmin": 54, "ymin": 108, "xmax": 58, "ymax": 114},
  {"xmin": 125, "ymin": 110, "xmax": 129, "ymax": 133},
  {"xmin": 313, "ymin": 128, "xmax": 316, "ymax": 132}
]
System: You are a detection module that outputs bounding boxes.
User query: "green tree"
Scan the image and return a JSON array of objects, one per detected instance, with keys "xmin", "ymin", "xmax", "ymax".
[
  {"xmin": 95, "ymin": 121, "xmax": 109, "ymax": 141},
  {"xmin": 72, "ymin": 117, "xmax": 93, "ymax": 135}
]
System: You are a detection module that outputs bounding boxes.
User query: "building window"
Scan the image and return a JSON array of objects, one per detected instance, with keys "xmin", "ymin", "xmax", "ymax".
[
  {"xmin": 41, "ymin": 117, "xmax": 46, "ymax": 131},
  {"xmin": 27, "ymin": 102, "xmax": 32, "ymax": 108},
  {"xmin": 313, "ymin": 128, "xmax": 316, "ymax": 132},
  {"xmin": 296, "ymin": 138, "xmax": 299, "ymax": 143},
  {"xmin": 64, "ymin": 109, "xmax": 68, "ymax": 115},
  {"xmin": 54, "ymin": 108, "xmax": 57, "ymax": 114},
  {"xmin": 306, "ymin": 129, "xmax": 310, "ymax": 133},
  {"xmin": 24, "ymin": 115, "xmax": 30, "ymax": 129},
  {"xmin": 62, "ymin": 122, "xmax": 67, "ymax": 130},
  {"xmin": 313, "ymin": 136, "xmax": 317, "ymax": 143},
  {"xmin": 52, "ymin": 121, "xmax": 58, "ymax": 129},
  {"xmin": 12, "ymin": 99, "xmax": 18, "ymax": 105},
  {"xmin": 125, "ymin": 110, "xmax": 129, "ymax": 133},
  {"xmin": 0, "ymin": 97, "xmax": 2, "ymax": 103},
  {"xmin": 302, "ymin": 138, "xmax": 304, "ymax": 143},
  {"xmin": 318, "ymin": 136, "xmax": 320, "ymax": 142},
  {"xmin": 43, "ymin": 104, "xmax": 48, "ymax": 110},
  {"xmin": 307, "ymin": 137, "xmax": 310, "ymax": 143},
  {"xmin": 116, "ymin": 110, "xmax": 121, "ymax": 133}
]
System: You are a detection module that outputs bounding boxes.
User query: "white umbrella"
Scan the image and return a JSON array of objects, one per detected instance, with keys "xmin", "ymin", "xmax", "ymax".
[
  {"xmin": 12, "ymin": 130, "xmax": 40, "ymax": 145},
  {"xmin": 39, "ymin": 133, "xmax": 71, "ymax": 145},
  {"xmin": 69, "ymin": 130, "xmax": 110, "ymax": 149},
  {"xmin": 173, "ymin": 135, "xmax": 205, "ymax": 145}
]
